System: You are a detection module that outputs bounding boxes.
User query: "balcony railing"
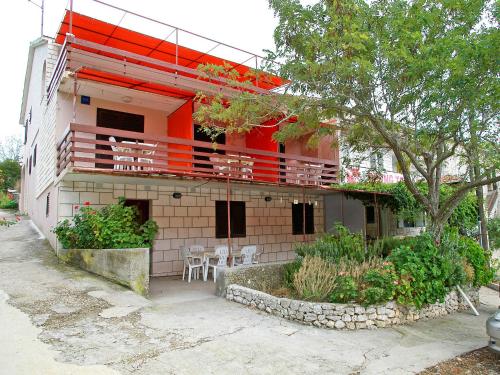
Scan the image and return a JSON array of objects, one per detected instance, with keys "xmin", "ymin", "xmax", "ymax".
[{"xmin": 57, "ymin": 123, "xmax": 338, "ymax": 188}]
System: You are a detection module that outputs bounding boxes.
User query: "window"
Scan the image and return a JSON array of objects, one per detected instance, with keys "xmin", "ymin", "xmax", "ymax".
[
  {"xmin": 124, "ymin": 199, "xmax": 150, "ymax": 226},
  {"xmin": 193, "ymin": 124, "xmax": 225, "ymax": 170},
  {"xmin": 46, "ymin": 193, "xmax": 50, "ymax": 217},
  {"xmin": 215, "ymin": 201, "xmax": 246, "ymax": 238},
  {"xmin": 33, "ymin": 145, "xmax": 37, "ymax": 167},
  {"xmin": 28, "ymin": 156, "xmax": 32, "ymax": 175},
  {"xmin": 366, "ymin": 206, "xmax": 375, "ymax": 224},
  {"xmin": 292, "ymin": 203, "xmax": 314, "ymax": 235}
]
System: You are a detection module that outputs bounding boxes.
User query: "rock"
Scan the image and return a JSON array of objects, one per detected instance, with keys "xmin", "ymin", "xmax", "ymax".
[
  {"xmin": 366, "ymin": 307, "xmax": 376, "ymax": 314},
  {"xmin": 342, "ymin": 314, "xmax": 352, "ymax": 322},
  {"xmin": 355, "ymin": 322, "xmax": 367, "ymax": 329},
  {"xmin": 376, "ymin": 307, "xmax": 386, "ymax": 315},
  {"xmin": 326, "ymin": 315, "xmax": 341, "ymax": 321},
  {"xmin": 345, "ymin": 307, "xmax": 355, "ymax": 315},
  {"xmin": 334, "ymin": 320, "xmax": 346, "ymax": 329},
  {"xmin": 326, "ymin": 321, "xmax": 336, "ymax": 328},
  {"xmin": 280, "ymin": 299, "xmax": 291, "ymax": 308},
  {"xmin": 354, "ymin": 306, "xmax": 365, "ymax": 314},
  {"xmin": 313, "ymin": 305, "xmax": 323, "ymax": 315},
  {"xmin": 356, "ymin": 314, "xmax": 367, "ymax": 322},
  {"xmin": 313, "ymin": 320, "xmax": 322, "ymax": 327},
  {"xmin": 346, "ymin": 322, "xmax": 356, "ymax": 330}
]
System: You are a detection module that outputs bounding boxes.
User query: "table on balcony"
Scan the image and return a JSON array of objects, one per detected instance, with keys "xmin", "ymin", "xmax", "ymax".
[{"xmin": 121, "ymin": 141, "xmax": 158, "ymax": 170}]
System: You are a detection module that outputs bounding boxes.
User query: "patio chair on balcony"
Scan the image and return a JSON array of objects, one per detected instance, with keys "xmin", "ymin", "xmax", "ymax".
[
  {"xmin": 138, "ymin": 143, "xmax": 158, "ymax": 171},
  {"xmin": 240, "ymin": 156, "xmax": 254, "ymax": 180},
  {"xmin": 210, "ymin": 155, "xmax": 230, "ymax": 176},
  {"xmin": 285, "ymin": 160, "xmax": 306, "ymax": 184},
  {"xmin": 204, "ymin": 245, "xmax": 228, "ymax": 282},
  {"xmin": 304, "ymin": 163, "xmax": 324, "ymax": 186},
  {"xmin": 109, "ymin": 136, "xmax": 134, "ymax": 170},
  {"xmin": 181, "ymin": 246, "xmax": 204, "ymax": 283}
]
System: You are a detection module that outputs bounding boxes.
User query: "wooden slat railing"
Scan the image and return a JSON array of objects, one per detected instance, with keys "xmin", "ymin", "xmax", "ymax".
[{"xmin": 56, "ymin": 123, "xmax": 339, "ymax": 187}]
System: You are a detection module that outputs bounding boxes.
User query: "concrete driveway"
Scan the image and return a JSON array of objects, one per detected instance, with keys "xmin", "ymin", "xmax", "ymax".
[{"xmin": 0, "ymin": 211, "xmax": 498, "ymax": 375}]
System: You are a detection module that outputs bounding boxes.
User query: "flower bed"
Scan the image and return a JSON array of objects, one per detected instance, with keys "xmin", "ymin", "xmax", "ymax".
[
  {"xmin": 53, "ymin": 199, "xmax": 158, "ymax": 295},
  {"xmin": 226, "ymin": 284, "xmax": 479, "ymax": 330}
]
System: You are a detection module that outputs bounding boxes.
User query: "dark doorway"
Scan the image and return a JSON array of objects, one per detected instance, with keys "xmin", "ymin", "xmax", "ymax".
[
  {"xmin": 193, "ymin": 124, "xmax": 225, "ymax": 171},
  {"xmin": 279, "ymin": 143, "xmax": 286, "ymax": 183},
  {"xmin": 124, "ymin": 199, "xmax": 150, "ymax": 226},
  {"xmin": 96, "ymin": 108, "xmax": 144, "ymax": 169},
  {"xmin": 292, "ymin": 203, "xmax": 314, "ymax": 235}
]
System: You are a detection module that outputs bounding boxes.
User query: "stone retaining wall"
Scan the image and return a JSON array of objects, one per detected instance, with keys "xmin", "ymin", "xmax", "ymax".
[
  {"xmin": 58, "ymin": 247, "xmax": 149, "ymax": 295},
  {"xmin": 226, "ymin": 284, "xmax": 479, "ymax": 330}
]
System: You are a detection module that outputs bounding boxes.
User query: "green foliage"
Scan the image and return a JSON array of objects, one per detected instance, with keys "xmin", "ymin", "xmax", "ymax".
[
  {"xmin": 340, "ymin": 182, "xmax": 478, "ymax": 235},
  {"xmin": 0, "ymin": 192, "xmax": 18, "ymax": 209},
  {"xmin": 458, "ymin": 237, "xmax": 494, "ymax": 287},
  {"xmin": 283, "ymin": 259, "xmax": 302, "ymax": 289},
  {"xmin": 388, "ymin": 234, "xmax": 466, "ymax": 308},
  {"xmin": 53, "ymin": 201, "xmax": 158, "ymax": 249},
  {"xmin": 329, "ymin": 276, "xmax": 358, "ymax": 303},
  {"xmin": 488, "ymin": 218, "xmax": 500, "ymax": 250},
  {"xmin": 359, "ymin": 264, "xmax": 397, "ymax": 306},
  {"xmin": 295, "ymin": 223, "xmax": 378, "ymax": 263},
  {"xmin": 0, "ymin": 159, "xmax": 21, "ymax": 192}
]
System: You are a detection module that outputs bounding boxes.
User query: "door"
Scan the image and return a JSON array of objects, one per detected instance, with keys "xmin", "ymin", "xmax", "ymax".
[
  {"xmin": 193, "ymin": 124, "xmax": 225, "ymax": 172},
  {"xmin": 96, "ymin": 108, "xmax": 145, "ymax": 169}
]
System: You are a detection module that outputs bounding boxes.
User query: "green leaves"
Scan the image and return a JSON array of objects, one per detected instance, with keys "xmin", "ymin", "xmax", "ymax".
[{"xmin": 53, "ymin": 201, "xmax": 159, "ymax": 249}]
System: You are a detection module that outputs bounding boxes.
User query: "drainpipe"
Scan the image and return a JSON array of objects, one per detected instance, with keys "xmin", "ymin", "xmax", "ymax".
[
  {"xmin": 302, "ymin": 185, "xmax": 306, "ymax": 242},
  {"xmin": 227, "ymin": 174, "xmax": 232, "ymax": 266}
]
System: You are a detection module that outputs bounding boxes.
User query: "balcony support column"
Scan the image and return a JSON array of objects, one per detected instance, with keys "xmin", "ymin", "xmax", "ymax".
[{"xmin": 227, "ymin": 175, "xmax": 232, "ymax": 266}]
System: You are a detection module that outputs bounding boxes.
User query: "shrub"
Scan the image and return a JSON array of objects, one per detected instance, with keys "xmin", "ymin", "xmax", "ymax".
[
  {"xmin": 488, "ymin": 217, "xmax": 500, "ymax": 250},
  {"xmin": 295, "ymin": 224, "xmax": 374, "ymax": 263},
  {"xmin": 293, "ymin": 256, "xmax": 336, "ymax": 301},
  {"xmin": 0, "ymin": 192, "xmax": 17, "ymax": 210},
  {"xmin": 330, "ymin": 276, "xmax": 358, "ymax": 303},
  {"xmin": 53, "ymin": 200, "xmax": 158, "ymax": 249},
  {"xmin": 388, "ymin": 234, "xmax": 465, "ymax": 308},
  {"xmin": 359, "ymin": 264, "xmax": 397, "ymax": 306},
  {"xmin": 283, "ymin": 259, "xmax": 302, "ymax": 289},
  {"xmin": 458, "ymin": 237, "xmax": 495, "ymax": 287}
]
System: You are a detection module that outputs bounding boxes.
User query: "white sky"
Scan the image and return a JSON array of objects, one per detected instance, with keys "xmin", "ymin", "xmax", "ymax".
[{"xmin": 0, "ymin": 0, "xmax": 315, "ymax": 142}]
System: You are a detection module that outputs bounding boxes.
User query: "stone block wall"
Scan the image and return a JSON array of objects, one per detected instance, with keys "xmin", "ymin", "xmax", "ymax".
[
  {"xmin": 56, "ymin": 180, "xmax": 324, "ymax": 277},
  {"xmin": 226, "ymin": 284, "xmax": 479, "ymax": 330}
]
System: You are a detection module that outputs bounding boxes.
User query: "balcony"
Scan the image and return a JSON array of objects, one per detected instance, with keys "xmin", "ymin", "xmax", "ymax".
[{"xmin": 57, "ymin": 123, "xmax": 339, "ymax": 188}]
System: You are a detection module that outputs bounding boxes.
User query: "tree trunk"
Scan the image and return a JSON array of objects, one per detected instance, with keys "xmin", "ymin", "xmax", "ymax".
[
  {"xmin": 474, "ymin": 166, "xmax": 489, "ymax": 251},
  {"xmin": 427, "ymin": 215, "xmax": 445, "ymax": 243}
]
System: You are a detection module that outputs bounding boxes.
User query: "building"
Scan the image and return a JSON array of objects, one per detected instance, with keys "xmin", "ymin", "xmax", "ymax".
[{"xmin": 19, "ymin": 7, "xmax": 344, "ymax": 277}]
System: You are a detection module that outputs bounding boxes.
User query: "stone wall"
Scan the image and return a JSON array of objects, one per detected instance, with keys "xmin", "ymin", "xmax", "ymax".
[
  {"xmin": 215, "ymin": 261, "xmax": 288, "ymax": 297},
  {"xmin": 56, "ymin": 180, "xmax": 324, "ymax": 277},
  {"xmin": 58, "ymin": 247, "xmax": 149, "ymax": 295},
  {"xmin": 226, "ymin": 284, "xmax": 479, "ymax": 330}
]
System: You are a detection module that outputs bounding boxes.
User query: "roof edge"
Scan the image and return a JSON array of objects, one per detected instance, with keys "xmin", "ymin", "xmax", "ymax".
[{"xmin": 19, "ymin": 37, "xmax": 49, "ymax": 126}]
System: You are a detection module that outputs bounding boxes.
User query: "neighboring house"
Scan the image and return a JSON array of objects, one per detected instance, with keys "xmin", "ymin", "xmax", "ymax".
[{"xmin": 19, "ymin": 9, "xmax": 342, "ymax": 277}]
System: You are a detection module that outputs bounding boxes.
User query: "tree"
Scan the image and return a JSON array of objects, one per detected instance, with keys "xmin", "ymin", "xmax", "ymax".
[
  {"xmin": 193, "ymin": 0, "xmax": 499, "ymax": 241},
  {"xmin": 0, "ymin": 136, "xmax": 22, "ymax": 162}
]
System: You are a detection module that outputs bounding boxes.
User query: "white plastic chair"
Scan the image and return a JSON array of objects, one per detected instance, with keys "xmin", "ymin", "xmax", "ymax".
[
  {"xmin": 109, "ymin": 136, "xmax": 134, "ymax": 170},
  {"xmin": 181, "ymin": 246, "xmax": 204, "ymax": 283},
  {"xmin": 210, "ymin": 155, "xmax": 230, "ymax": 176},
  {"xmin": 204, "ymin": 245, "xmax": 228, "ymax": 282},
  {"xmin": 234, "ymin": 245, "xmax": 256, "ymax": 266},
  {"xmin": 138, "ymin": 143, "xmax": 157, "ymax": 171}
]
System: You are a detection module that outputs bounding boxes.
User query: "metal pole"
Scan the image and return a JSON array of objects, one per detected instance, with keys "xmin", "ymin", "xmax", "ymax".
[
  {"xmin": 340, "ymin": 192, "xmax": 344, "ymax": 225},
  {"xmin": 374, "ymin": 193, "xmax": 380, "ymax": 239},
  {"xmin": 175, "ymin": 29, "xmax": 179, "ymax": 66},
  {"xmin": 69, "ymin": 0, "xmax": 74, "ymax": 35},
  {"xmin": 302, "ymin": 185, "xmax": 306, "ymax": 242},
  {"xmin": 456, "ymin": 285, "xmax": 479, "ymax": 316},
  {"xmin": 41, "ymin": 0, "xmax": 45, "ymax": 36},
  {"xmin": 227, "ymin": 175, "xmax": 232, "ymax": 266},
  {"xmin": 72, "ymin": 76, "xmax": 77, "ymax": 122}
]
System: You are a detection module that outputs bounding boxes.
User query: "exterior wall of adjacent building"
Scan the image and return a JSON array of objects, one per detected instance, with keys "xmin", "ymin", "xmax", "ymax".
[{"xmin": 55, "ymin": 180, "xmax": 324, "ymax": 277}]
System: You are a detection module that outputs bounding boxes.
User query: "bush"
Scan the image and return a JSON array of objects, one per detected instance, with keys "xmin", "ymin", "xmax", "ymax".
[
  {"xmin": 0, "ymin": 192, "xmax": 17, "ymax": 209},
  {"xmin": 458, "ymin": 237, "xmax": 495, "ymax": 287},
  {"xmin": 293, "ymin": 256, "xmax": 336, "ymax": 301},
  {"xmin": 359, "ymin": 264, "xmax": 397, "ymax": 306},
  {"xmin": 53, "ymin": 200, "xmax": 158, "ymax": 249},
  {"xmin": 488, "ymin": 218, "xmax": 500, "ymax": 250},
  {"xmin": 388, "ymin": 234, "xmax": 466, "ymax": 308},
  {"xmin": 283, "ymin": 259, "xmax": 302, "ymax": 289},
  {"xmin": 330, "ymin": 276, "xmax": 358, "ymax": 303},
  {"xmin": 295, "ymin": 224, "xmax": 375, "ymax": 263}
]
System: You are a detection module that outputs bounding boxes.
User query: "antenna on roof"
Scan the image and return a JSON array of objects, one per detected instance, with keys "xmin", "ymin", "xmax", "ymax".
[{"xmin": 27, "ymin": 0, "xmax": 45, "ymax": 37}]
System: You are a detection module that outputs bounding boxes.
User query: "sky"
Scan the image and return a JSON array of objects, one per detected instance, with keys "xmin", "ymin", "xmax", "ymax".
[{"xmin": 0, "ymin": 0, "xmax": 314, "ymax": 142}]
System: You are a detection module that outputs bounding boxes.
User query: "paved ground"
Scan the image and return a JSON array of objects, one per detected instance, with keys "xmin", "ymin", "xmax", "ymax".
[{"xmin": 0, "ymin": 210, "xmax": 498, "ymax": 375}]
